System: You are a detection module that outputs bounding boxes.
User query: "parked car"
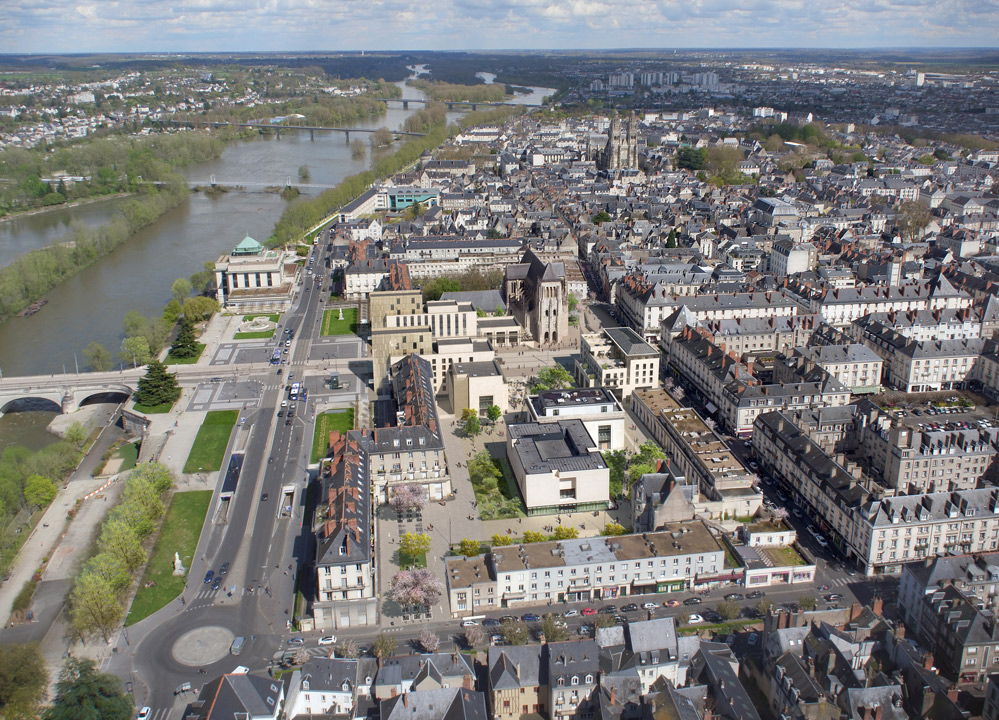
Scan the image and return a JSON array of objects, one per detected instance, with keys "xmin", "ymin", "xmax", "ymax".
[
  {"xmin": 687, "ymin": 614, "xmax": 704, "ymax": 624},
  {"xmin": 461, "ymin": 620, "xmax": 479, "ymax": 627},
  {"xmin": 621, "ymin": 603, "xmax": 639, "ymax": 612},
  {"xmin": 746, "ymin": 591, "xmax": 766, "ymax": 599},
  {"xmin": 598, "ymin": 605, "xmax": 617, "ymax": 614},
  {"xmin": 581, "ymin": 607, "xmax": 597, "ymax": 616},
  {"xmin": 613, "ymin": 615, "xmax": 628, "ymax": 625},
  {"xmin": 683, "ymin": 597, "xmax": 702, "ymax": 606},
  {"xmin": 490, "ymin": 634, "xmax": 503, "ymax": 645},
  {"xmin": 724, "ymin": 593, "xmax": 744, "ymax": 601},
  {"xmin": 642, "ymin": 602, "xmax": 658, "ymax": 610},
  {"xmin": 703, "ymin": 611, "xmax": 723, "ymax": 623},
  {"xmin": 748, "ymin": 633, "xmax": 759, "ymax": 646},
  {"xmin": 564, "ymin": 609, "xmax": 580, "ymax": 617},
  {"xmin": 522, "ymin": 613, "xmax": 540, "ymax": 622},
  {"xmin": 482, "ymin": 618, "xmax": 501, "ymax": 627},
  {"xmin": 318, "ymin": 636, "xmax": 337, "ymax": 646}
]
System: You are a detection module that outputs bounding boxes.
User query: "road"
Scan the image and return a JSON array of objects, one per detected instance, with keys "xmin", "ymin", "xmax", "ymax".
[{"xmin": 110, "ymin": 231, "xmax": 360, "ymax": 716}]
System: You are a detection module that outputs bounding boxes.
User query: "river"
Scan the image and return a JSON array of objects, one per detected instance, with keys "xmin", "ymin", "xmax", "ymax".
[{"xmin": 0, "ymin": 71, "xmax": 552, "ymax": 445}]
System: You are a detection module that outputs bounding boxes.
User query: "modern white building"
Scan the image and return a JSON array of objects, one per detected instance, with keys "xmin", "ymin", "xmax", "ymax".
[
  {"xmin": 526, "ymin": 387, "xmax": 627, "ymax": 451},
  {"xmin": 213, "ymin": 236, "xmax": 298, "ymax": 312},
  {"xmin": 575, "ymin": 327, "xmax": 660, "ymax": 402}
]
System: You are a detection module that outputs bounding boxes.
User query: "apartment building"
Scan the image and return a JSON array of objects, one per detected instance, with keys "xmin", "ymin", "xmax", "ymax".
[
  {"xmin": 754, "ymin": 410, "xmax": 999, "ymax": 575},
  {"xmin": 526, "ymin": 387, "xmax": 627, "ymax": 451},
  {"xmin": 770, "ymin": 239, "xmax": 817, "ymax": 278},
  {"xmin": 547, "ymin": 641, "xmax": 601, "ymax": 720},
  {"xmin": 850, "ymin": 308, "xmax": 982, "ymax": 343},
  {"xmin": 506, "ymin": 420, "xmax": 609, "ymax": 516},
  {"xmin": 444, "ymin": 522, "xmax": 726, "ymax": 615},
  {"xmin": 663, "ymin": 313, "xmax": 820, "ymax": 359},
  {"xmin": 575, "ymin": 327, "xmax": 660, "ymax": 402},
  {"xmin": 487, "ymin": 645, "xmax": 546, "ymax": 720},
  {"xmin": 777, "ymin": 344, "xmax": 884, "ymax": 394},
  {"xmin": 632, "ymin": 389, "xmax": 760, "ymax": 519},
  {"xmin": 898, "ymin": 553, "xmax": 999, "ymax": 642}
]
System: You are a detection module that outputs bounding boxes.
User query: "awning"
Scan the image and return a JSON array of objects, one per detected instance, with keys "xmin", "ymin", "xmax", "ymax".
[{"xmin": 704, "ymin": 402, "xmax": 718, "ymax": 415}]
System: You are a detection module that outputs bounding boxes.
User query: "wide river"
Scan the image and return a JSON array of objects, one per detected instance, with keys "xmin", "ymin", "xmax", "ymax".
[{"xmin": 0, "ymin": 73, "xmax": 552, "ymax": 444}]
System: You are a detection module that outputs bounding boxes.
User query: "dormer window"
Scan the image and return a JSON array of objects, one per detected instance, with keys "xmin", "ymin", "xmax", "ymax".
[
  {"xmin": 571, "ymin": 676, "xmax": 579, "ymax": 686},
  {"xmin": 585, "ymin": 674, "xmax": 593, "ymax": 684}
]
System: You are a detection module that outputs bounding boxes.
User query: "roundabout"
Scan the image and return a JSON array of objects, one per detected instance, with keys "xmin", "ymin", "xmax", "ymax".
[{"xmin": 171, "ymin": 625, "xmax": 235, "ymax": 667}]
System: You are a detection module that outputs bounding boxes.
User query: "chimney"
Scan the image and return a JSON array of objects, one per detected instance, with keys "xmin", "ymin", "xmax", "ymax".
[
  {"xmin": 862, "ymin": 707, "xmax": 872, "ymax": 720},
  {"xmin": 874, "ymin": 707, "xmax": 883, "ymax": 720},
  {"xmin": 923, "ymin": 652, "xmax": 934, "ymax": 670},
  {"xmin": 850, "ymin": 602, "xmax": 863, "ymax": 622},
  {"xmin": 403, "ymin": 694, "xmax": 409, "ymax": 708},
  {"xmin": 872, "ymin": 596, "xmax": 883, "ymax": 616},
  {"xmin": 947, "ymin": 687, "xmax": 959, "ymax": 703},
  {"xmin": 610, "ymin": 686, "xmax": 616, "ymax": 705}
]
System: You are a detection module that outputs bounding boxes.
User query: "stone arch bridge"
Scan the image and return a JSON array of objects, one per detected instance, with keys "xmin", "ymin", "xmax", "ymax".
[{"xmin": 0, "ymin": 381, "xmax": 136, "ymax": 416}]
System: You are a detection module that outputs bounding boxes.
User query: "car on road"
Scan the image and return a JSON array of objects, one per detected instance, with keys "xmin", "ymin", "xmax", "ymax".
[
  {"xmin": 137, "ymin": 708, "xmax": 151, "ymax": 720},
  {"xmin": 490, "ymin": 634, "xmax": 503, "ymax": 645},
  {"xmin": 261, "ymin": 493, "xmax": 269, "ymax": 501},
  {"xmin": 613, "ymin": 615, "xmax": 627, "ymax": 625},
  {"xmin": 211, "ymin": 578, "xmax": 222, "ymax": 591},
  {"xmin": 277, "ymin": 410, "xmax": 284, "ymax": 417},
  {"xmin": 581, "ymin": 608, "xmax": 597, "ymax": 616},
  {"xmin": 461, "ymin": 620, "xmax": 479, "ymax": 627},
  {"xmin": 276, "ymin": 368, "xmax": 282, "ymax": 375},
  {"xmin": 825, "ymin": 593, "xmax": 843, "ymax": 602},
  {"xmin": 724, "ymin": 593, "xmax": 744, "ymax": 601},
  {"xmin": 318, "ymin": 636, "xmax": 337, "ymax": 646},
  {"xmin": 815, "ymin": 536, "xmax": 829, "ymax": 548},
  {"xmin": 642, "ymin": 602, "xmax": 657, "ymax": 610},
  {"xmin": 219, "ymin": 562, "xmax": 230, "ymax": 576},
  {"xmin": 482, "ymin": 618, "xmax": 501, "ymax": 627},
  {"xmin": 203, "ymin": 570, "xmax": 214, "ymax": 584},
  {"xmin": 281, "ymin": 400, "xmax": 288, "ymax": 407},
  {"xmin": 598, "ymin": 605, "xmax": 617, "ymax": 614},
  {"xmin": 777, "ymin": 491, "xmax": 789, "ymax": 502},
  {"xmin": 687, "ymin": 614, "xmax": 704, "ymax": 624},
  {"xmin": 792, "ymin": 507, "xmax": 803, "ymax": 517},
  {"xmin": 288, "ymin": 637, "xmax": 305, "ymax": 646},
  {"xmin": 746, "ymin": 591, "xmax": 766, "ymax": 599},
  {"xmin": 663, "ymin": 599, "xmax": 680, "ymax": 608},
  {"xmin": 846, "ymin": 568, "xmax": 857, "ymax": 576},
  {"xmin": 703, "ymin": 611, "xmax": 723, "ymax": 623},
  {"xmin": 522, "ymin": 613, "xmax": 540, "ymax": 622},
  {"xmin": 564, "ymin": 609, "xmax": 579, "ymax": 618},
  {"xmin": 749, "ymin": 461, "xmax": 759, "ymax": 469},
  {"xmin": 210, "ymin": 377, "xmax": 222, "ymax": 383},
  {"xmin": 500, "ymin": 615, "xmax": 517, "ymax": 622},
  {"xmin": 683, "ymin": 597, "xmax": 702, "ymax": 606},
  {"xmin": 621, "ymin": 603, "xmax": 639, "ymax": 612}
]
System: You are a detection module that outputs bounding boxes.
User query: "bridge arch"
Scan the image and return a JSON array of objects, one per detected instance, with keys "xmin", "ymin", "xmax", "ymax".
[
  {"xmin": 0, "ymin": 397, "xmax": 64, "ymax": 415},
  {"xmin": 78, "ymin": 390, "xmax": 132, "ymax": 408}
]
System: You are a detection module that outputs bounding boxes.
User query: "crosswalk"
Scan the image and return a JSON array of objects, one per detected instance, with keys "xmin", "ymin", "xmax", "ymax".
[{"xmin": 139, "ymin": 708, "xmax": 170, "ymax": 720}]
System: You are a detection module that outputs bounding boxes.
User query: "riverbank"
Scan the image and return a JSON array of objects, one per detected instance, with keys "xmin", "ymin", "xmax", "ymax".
[{"xmin": 0, "ymin": 193, "xmax": 133, "ymax": 224}]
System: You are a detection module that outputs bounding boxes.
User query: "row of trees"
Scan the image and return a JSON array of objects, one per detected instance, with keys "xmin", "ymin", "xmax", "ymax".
[
  {"xmin": 420, "ymin": 268, "xmax": 504, "ymax": 302},
  {"xmin": 407, "ymin": 79, "xmax": 508, "ymax": 103},
  {"xmin": 69, "ymin": 463, "xmax": 174, "ymax": 641},
  {"xmin": 0, "ymin": 426, "xmax": 89, "ymax": 574},
  {"xmin": 466, "ymin": 452, "xmax": 522, "ymax": 520}
]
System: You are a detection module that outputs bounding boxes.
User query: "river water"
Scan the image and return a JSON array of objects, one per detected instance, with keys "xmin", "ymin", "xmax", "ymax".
[{"xmin": 0, "ymin": 72, "xmax": 552, "ymax": 445}]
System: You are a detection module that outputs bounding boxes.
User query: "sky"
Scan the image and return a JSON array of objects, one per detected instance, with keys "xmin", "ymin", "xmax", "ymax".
[{"xmin": 2, "ymin": 0, "xmax": 997, "ymax": 54}]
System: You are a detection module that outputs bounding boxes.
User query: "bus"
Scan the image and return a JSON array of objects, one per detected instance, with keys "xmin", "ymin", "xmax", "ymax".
[
  {"xmin": 271, "ymin": 349, "xmax": 281, "ymax": 365},
  {"xmin": 290, "ymin": 382, "xmax": 301, "ymax": 400}
]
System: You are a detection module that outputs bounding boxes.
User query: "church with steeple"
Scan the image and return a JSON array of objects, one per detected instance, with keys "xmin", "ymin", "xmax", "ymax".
[{"xmin": 596, "ymin": 113, "xmax": 639, "ymax": 171}]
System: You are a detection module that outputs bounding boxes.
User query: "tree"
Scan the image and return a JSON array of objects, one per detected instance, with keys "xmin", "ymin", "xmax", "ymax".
[
  {"xmin": 119, "ymin": 336, "xmax": 150, "ymax": 367},
  {"xmin": 799, "ymin": 595, "xmax": 817, "ymax": 611},
  {"xmin": 389, "ymin": 484, "xmax": 427, "ymax": 515},
  {"xmin": 387, "ymin": 568, "xmax": 444, "ymax": 609},
  {"xmin": 895, "ymin": 200, "xmax": 932, "ymax": 243},
  {"xmin": 169, "ymin": 277, "xmax": 192, "ymax": 303},
  {"xmin": 134, "ymin": 360, "xmax": 181, "ymax": 407},
  {"xmin": 541, "ymin": 614, "xmax": 569, "ymax": 642},
  {"xmin": 371, "ymin": 127, "xmax": 394, "ymax": 147},
  {"xmin": 350, "ymin": 138, "xmax": 366, "ymax": 159},
  {"xmin": 464, "ymin": 414, "xmax": 481, "ymax": 437},
  {"xmin": 406, "ymin": 201, "xmax": 426, "ymax": 220},
  {"xmin": 491, "ymin": 533, "xmax": 513, "ymax": 547},
  {"xmin": 552, "ymin": 526, "xmax": 578, "ymax": 540},
  {"xmin": 675, "ymin": 610, "xmax": 690, "ymax": 626},
  {"xmin": 665, "ymin": 227, "xmax": 678, "ymax": 248},
  {"xmin": 460, "ymin": 408, "xmax": 477, "ymax": 423},
  {"xmin": 80, "ymin": 553, "xmax": 130, "ymax": 595},
  {"xmin": 464, "ymin": 624, "xmax": 486, "ymax": 648},
  {"xmin": 170, "ymin": 316, "xmax": 199, "ymax": 359},
  {"xmin": 0, "ymin": 642, "xmax": 47, "ymax": 719},
  {"xmin": 755, "ymin": 600, "xmax": 776, "ymax": 617},
  {"xmin": 82, "ymin": 341, "xmax": 113, "ymax": 371},
  {"xmin": 69, "ymin": 574, "xmax": 123, "ymax": 643},
  {"xmin": 298, "ymin": 165, "xmax": 311, "ymax": 181},
  {"xmin": 522, "ymin": 530, "xmax": 546, "ymax": 544},
  {"xmin": 487, "ymin": 405, "xmax": 502, "ymax": 423},
  {"xmin": 500, "ymin": 619, "xmax": 529, "ymax": 646},
  {"xmin": 459, "ymin": 538, "xmax": 481, "ymax": 557},
  {"xmin": 23, "ymin": 474, "xmax": 57, "ymax": 508},
  {"xmin": 593, "ymin": 613, "xmax": 615, "ymax": 628},
  {"xmin": 418, "ymin": 629, "xmax": 440, "ymax": 653},
  {"xmin": 591, "ymin": 211, "xmax": 612, "ymax": 225},
  {"xmin": 676, "ymin": 147, "xmax": 706, "ymax": 170},
  {"xmin": 627, "ymin": 441, "xmax": 667, "ymax": 489},
  {"xmin": 43, "ymin": 658, "xmax": 132, "ymax": 720},
  {"xmin": 717, "ymin": 600, "xmax": 740, "ymax": 620},
  {"xmin": 531, "ymin": 365, "xmax": 574, "ymax": 393},
  {"xmin": 602, "ymin": 522, "xmax": 626, "ymax": 537},
  {"xmin": 337, "ymin": 638, "xmax": 360, "ymax": 658},
  {"xmin": 182, "ymin": 295, "xmax": 218, "ymax": 322},
  {"xmin": 399, "ymin": 532, "xmax": 432, "ymax": 562},
  {"xmin": 467, "ymin": 452, "xmax": 501, "ymax": 492},
  {"xmin": 603, "ymin": 449, "xmax": 627, "ymax": 497},
  {"xmin": 373, "ymin": 633, "xmax": 397, "ymax": 661},
  {"xmin": 293, "ymin": 647, "xmax": 311, "ymax": 666},
  {"xmin": 98, "ymin": 517, "xmax": 145, "ymax": 572},
  {"xmin": 567, "ymin": 293, "xmax": 578, "ymax": 312},
  {"xmin": 493, "ymin": 305, "xmax": 505, "ymax": 317}
]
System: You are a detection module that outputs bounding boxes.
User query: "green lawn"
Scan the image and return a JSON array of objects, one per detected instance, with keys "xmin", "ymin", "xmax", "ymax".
[
  {"xmin": 321, "ymin": 307, "xmax": 359, "ymax": 336},
  {"xmin": 116, "ymin": 441, "xmax": 140, "ymax": 471},
  {"xmin": 399, "ymin": 552, "xmax": 427, "ymax": 570},
  {"xmin": 127, "ymin": 491, "xmax": 212, "ymax": 625},
  {"xmin": 183, "ymin": 410, "xmax": 239, "ymax": 473},
  {"xmin": 133, "ymin": 401, "xmax": 174, "ymax": 414},
  {"xmin": 311, "ymin": 410, "xmax": 355, "ymax": 463},
  {"xmin": 243, "ymin": 313, "xmax": 280, "ymax": 322},
  {"xmin": 165, "ymin": 344, "xmax": 206, "ymax": 365},
  {"xmin": 233, "ymin": 330, "xmax": 275, "ymax": 340}
]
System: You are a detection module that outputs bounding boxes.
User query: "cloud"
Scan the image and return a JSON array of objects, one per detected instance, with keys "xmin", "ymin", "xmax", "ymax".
[{"xmin": 1, "ymin": 0, "xmax": 997, "ymax": 52}]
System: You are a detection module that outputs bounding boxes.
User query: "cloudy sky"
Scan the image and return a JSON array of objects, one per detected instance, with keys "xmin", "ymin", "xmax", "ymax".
[{"xmin": 3, "ymin": 0, "xmax": 997, "ymax": 54}]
